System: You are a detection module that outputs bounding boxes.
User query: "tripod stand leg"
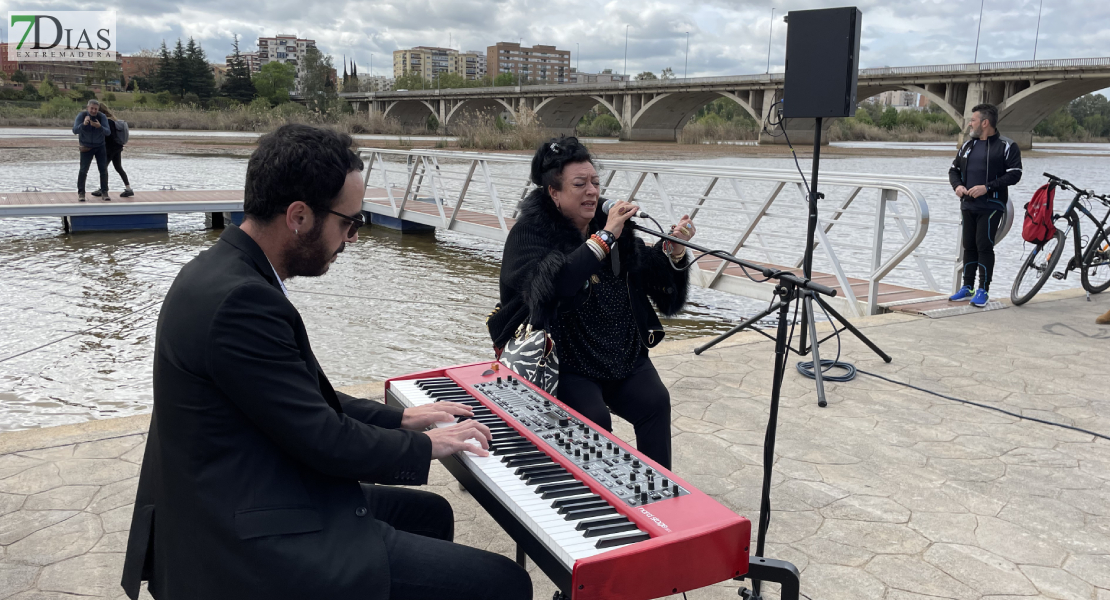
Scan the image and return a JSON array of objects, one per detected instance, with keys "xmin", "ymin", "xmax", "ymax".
[
  {"xmin": 803, "ymin": 294, "xmax": 828, "ymax": 408},
  {"xmin": 813, "ymin": 295, "xmax": 892, "ymax": 363},
  {"xmin": 694, "ymin": 301, "xmax": 784, "ymax": 355}
]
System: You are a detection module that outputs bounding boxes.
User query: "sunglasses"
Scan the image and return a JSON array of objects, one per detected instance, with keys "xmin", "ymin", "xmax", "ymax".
[{"xmin": 323, "ymin": 208, "xmax": 365, "ymax": 238}]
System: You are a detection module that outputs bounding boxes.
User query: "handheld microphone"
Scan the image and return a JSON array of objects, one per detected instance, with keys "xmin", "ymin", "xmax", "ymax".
[{"xmin": 601, "ymin": 197, "xmax": 651, "ymax": 219}]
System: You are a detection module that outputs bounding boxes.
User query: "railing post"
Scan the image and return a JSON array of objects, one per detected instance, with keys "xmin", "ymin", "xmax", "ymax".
[{"xmin": 868, "ymin": 189, "xmax": 892, "ymax": 315}]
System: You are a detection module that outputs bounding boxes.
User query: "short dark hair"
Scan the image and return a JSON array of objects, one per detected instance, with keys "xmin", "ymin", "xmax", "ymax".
[
  {"xmin": 972, "ymin": 103, "xmax": 998, "ymax": 129},
  {"xmin": 530, "ymin": 135, "xmax": 593, "ymax": 194},
  {"xmin": 244, "ymin": 124, "xmax": 364, "ymax": 222}
]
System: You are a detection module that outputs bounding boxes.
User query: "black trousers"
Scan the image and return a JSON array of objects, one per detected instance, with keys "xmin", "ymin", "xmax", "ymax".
[
  {"xmin": 107, "ymin": 144, "xmax": 130, "ymax": 186},
  {"xmin": 556, "ymin": 356, "xmax": 672, "ymax": 470},
  {"xmin": 78, "ymin": 145, "xmax": 108, "ymax": 194},
  {"xmin": 363, "ymin": 484, "xmax": 532, "ymax": 600},
  {"xmin": 961, "ymin": 208, "xmax": 1005, "ymax": 292}
]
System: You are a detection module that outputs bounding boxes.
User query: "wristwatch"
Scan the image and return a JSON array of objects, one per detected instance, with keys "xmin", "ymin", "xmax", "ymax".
[{"xmin": 596, "ymin": 229, "xmax": 616, "ymax": 247}]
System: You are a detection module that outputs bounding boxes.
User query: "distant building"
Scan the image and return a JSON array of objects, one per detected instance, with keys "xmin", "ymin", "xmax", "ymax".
[
  {"xmin": 257, "ymin": 34, "xmax": 317, "ymax": 91},
  {"xmin": 488, "ymin": 42, "xmax": 570, "ymax": 84},
  {"xmin": 120, "ymin": 55, "xmax": 158, "ymax": 88},
  {"xmin": 0, "ymin": 44, "xmax": 122, "ymax": 89},
  {"xmin": 567, "ymin": 68, "xmax": 629, "ymax": 84},
  {"xmin": 225, "ymin": 51, "xmax": 262, "ymax": 75},
  {"xmin": 359, "ymin": 75, "xmax": 394, "ymax": 92},
  {"xmin": 393, "ymin": 46, "xmax": 485, "ymax": 83},
  {"xmin": 873, "ymin": 90, "xmax": 928, "ymax": 111}
]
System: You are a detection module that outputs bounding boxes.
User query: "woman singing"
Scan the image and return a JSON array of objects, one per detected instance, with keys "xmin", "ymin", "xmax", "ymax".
[{"xmin": 487, "ymin": 136, "xmax": 696, "ymax": 469}]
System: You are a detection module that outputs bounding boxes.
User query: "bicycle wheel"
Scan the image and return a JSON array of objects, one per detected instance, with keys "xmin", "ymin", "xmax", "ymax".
[
  {"xmin": 1081, "ymin": 227, "xmax": 1110, "ymax": 293},
  {"xmin": 1011, "ymin": 229, "xmax": 1067, "ymax": 305}
]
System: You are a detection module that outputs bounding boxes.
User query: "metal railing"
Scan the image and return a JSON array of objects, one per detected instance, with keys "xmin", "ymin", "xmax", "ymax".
[
  {"xmin": 332, "ymin": 57, "xmax": 1110, "ymax": 100},
  {"xmin": 356, "ymin": 149, "xmax": 995, "ymax": 317}
]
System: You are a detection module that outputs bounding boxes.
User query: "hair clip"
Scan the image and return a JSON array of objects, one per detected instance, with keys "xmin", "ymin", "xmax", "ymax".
[{"xmin": 550, "ymin": 142, "xmax": 560, "ymax": 153}]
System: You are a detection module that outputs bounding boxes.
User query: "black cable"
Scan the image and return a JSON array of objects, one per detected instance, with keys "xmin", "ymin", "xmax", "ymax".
[
  {"xmin": 795, "ymin": 295, "xmax": 858, "ymax": 382},
  {"xmin": 857, "ymin": 369, "xmax": 1110, "ymax": 442}
]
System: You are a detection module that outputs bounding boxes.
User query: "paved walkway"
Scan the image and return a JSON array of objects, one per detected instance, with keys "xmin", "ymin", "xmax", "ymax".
[{"xmin": 0, "ymin": 288, "xmax": 1106, "ymax": 600}]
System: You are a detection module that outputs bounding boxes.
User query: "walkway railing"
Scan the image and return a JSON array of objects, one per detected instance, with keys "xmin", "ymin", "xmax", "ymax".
[{"xmin": 358, "ymin": 149, "xmax": 994, "ymax": 316}]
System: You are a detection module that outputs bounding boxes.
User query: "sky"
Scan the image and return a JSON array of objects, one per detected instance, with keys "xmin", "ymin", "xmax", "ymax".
[{"xmin": 2, "ymin": 0, "xmax": 1108, "ymax": 88}]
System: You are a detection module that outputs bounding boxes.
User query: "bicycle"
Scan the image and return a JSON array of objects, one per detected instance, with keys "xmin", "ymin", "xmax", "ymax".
[{"xmin": 1011, "ymin": 172, "xmax": 1110, "ymax": 305}]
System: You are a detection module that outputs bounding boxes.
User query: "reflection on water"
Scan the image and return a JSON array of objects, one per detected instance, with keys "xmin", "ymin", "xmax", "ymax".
[{"xmin": 2, "ymin": 141, "xmax": 1108, "ymax": 430}]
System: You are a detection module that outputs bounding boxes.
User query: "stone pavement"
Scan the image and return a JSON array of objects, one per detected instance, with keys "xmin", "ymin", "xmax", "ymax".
[{"xmin": 0, "ymin": 288, "xmax": 1106, "ymax": 600}]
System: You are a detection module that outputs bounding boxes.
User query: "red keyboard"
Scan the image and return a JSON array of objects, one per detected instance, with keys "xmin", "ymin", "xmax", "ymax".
[{"xmin": 386, "ymin": 362, "xmax": 751, "ymax": 600}]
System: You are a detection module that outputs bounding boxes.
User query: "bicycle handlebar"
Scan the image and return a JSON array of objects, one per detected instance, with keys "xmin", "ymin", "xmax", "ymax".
[{"xmin": 1044, "ymin": 172, "xmax": 1090, "ymax": 197}]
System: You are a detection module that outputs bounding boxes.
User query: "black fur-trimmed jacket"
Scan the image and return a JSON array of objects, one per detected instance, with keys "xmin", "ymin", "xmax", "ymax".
[{"xmin": 487, "ymin": 190, "xmax": 690, "ymax": 350}]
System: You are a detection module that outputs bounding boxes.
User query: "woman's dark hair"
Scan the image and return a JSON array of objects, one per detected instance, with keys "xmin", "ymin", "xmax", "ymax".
[
  {"xmin": 244, "ymin": 124, "xmax": 364, "ymax": 222},
  {"xmin": 530, "ymin": 135, "xmax": 593, "ymax": 194}
]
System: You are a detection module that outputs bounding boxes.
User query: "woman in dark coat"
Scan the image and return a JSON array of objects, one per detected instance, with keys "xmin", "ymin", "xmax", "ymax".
[{"xmin": 487, "ymin": 137, "xmax": 697, "ymax": 469}]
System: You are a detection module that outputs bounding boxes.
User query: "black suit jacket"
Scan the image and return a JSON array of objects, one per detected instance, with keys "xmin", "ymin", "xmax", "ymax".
[{"xmin": 122, "ymin": 225, "xmax": 432, "ymax": 600}]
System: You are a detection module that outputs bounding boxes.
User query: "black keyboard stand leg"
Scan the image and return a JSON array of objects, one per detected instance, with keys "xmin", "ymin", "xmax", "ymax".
[
  {"xmin": 552, "ymin": 593, "xmax": 569, "ymax": 600},
  {"xmin": 515, "ymin": 544, "xmax": 527, "ymax": 568},
  {"xmin": 736, "ymin": 557, "xmax": 801, "ymax": 600}
]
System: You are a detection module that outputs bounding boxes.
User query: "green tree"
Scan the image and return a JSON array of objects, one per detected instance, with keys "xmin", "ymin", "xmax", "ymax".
[
  {"xmin": 301, "ymin": 47, "xmax": 337, "ymax": 113},
  {"xmin": 254, "ymin": 61, "xmax": 295, "ymax": 105},
  {"xmin": 221, "ymin": 35, "xmax": 257, "ymax": 103},
  {"xmin": 635, "ymin": 71, "xmax": 658, "ymax": 81},
  {"xmin": 394, "ymin": 71, "xmax": 426, "ymax": 90},
  {"xmin": 11, "ymin": 70, "xmax": 27, "ymax": 84},
  {"xmin": 135, "ymin": 94, "xmax": 148, "ymax": 105},
  {"xmin": 91, "ymin": 60, "xmax": 122, "ymax": 90},
  {"xmin": 40, "ymin": 78, "xmax": 61, "ymax": 100},
  {"xmin": 432, "ymin": 72, "xmax": 472, "ymax": 89},
  {"xmin": 22, "ymin": 83, "xmax": 41, "ymax": 101},
  {"xmin": 879, "ymin": 106, "xmax": 899, "ymax": 129},
  {"xmin": 183, "ymin": 37, "xmax": 217, "ymax": 99},
  {"xmin": 660, "ymin": 67, "xmax": 675, "ymax": 80},
  {"xmin": 493, "ymin": 72, "xmax": 518, "ymax": 86},
  {"xmin": 152, "ymin": 41, "xmax": 179, "ymax": 94},
  {"xmin": 1068, "ymin": 93, "xmax": 1110, "ymax": 123}
]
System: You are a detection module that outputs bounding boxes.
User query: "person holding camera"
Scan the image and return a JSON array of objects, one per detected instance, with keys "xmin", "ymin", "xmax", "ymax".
[
  {"xmin": 487, "ymin": 136, "xmax": 694, "ymax": 470},
  {"xmin": 72, "ymin": 99, "xmax": 111, "ymax": 202},
  {"xmin": 948, "ymin": 103, "xmax": 1023, "ymax": 307}
]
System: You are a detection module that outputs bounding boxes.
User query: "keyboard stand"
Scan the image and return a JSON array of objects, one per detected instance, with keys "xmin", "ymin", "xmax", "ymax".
[{"xmin": 738, "ymin": 557, "xmax": 801, "ymax": 600}]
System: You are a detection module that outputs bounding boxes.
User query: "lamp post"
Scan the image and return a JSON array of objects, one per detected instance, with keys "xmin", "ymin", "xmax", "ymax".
[
  {"xmin": 767, "ymin": 8, "xmax": 775, "ymax": 73},
  {"xmin": 973, "ymin": 0, "xmax": 986, "ymax": 63},
  {"xmin": 684, "ymin": 31, "xmax": 689, "ymax": 80},
  {"xmin": 1033, "ymin": 0, "xmax": 1043, "ymax": 60},
  {"xmin": 577, "ymin": 42, "xmax": 580, "ymax": 73},
  {"xmin": 624, "ymin": 25, "xmax": 629, "ymax": 79}
]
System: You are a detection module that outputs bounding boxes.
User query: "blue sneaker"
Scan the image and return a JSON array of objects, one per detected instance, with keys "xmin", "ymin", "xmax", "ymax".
[
  {"xmin": 949, "ymin": 285, "xmax": 973, "ymax": 301},
  {"xmin": 970, "ymin": 288, "xmax": 989, "ymax": 307}
]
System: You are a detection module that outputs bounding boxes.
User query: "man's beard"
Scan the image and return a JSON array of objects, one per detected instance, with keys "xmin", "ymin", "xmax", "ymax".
[{"xmin": 285, "ymin": 223, "xmax": 345, "ymax": 278}]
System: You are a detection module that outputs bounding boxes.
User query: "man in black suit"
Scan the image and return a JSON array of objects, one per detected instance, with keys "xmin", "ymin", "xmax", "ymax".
[{"xmin": 121, "ymin": 124, "xmax": 532, "ymax": 600}]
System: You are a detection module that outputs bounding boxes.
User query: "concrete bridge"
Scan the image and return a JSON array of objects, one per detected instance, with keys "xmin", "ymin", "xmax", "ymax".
[{"xmin": 338, "ymin": 57, "xmax": 1110, "ymax": 149}]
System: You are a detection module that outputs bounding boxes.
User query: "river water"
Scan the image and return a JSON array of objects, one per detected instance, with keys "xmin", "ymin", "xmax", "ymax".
[{"xmin": 2, "ymin": 131, "xmax": 1108, "ymax": 430}]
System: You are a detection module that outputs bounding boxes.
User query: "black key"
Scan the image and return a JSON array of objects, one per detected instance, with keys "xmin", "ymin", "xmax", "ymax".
[
  {"xmin": 541, "ymin": 486, "xmax": 591, "ymax": 500},
  {"xmin": 557, "ymin": 499, "xmax": 608, "ymax": 515},
  {"xmin": 515, "ymin": 462, "xmax": 557, "ymax": 476},
  {"xmin": 502, "ymin": 450, "xmax": 544, "ymax": 462},
  {"xmin": 489, "ymin": 437, "xmax": 527, "ymax": 448},
  {"xmin": 526, "ymin": 473, "xmax": 574, "ymax": 485},
  {"xmin": 506, "ymin": 455, "xmax": 552, "ymax": 468},
  {"xmin": 550, "ymin": 493, "xmax": 600, "ymax": 508},
  {"xmin": 575, "ymin": 516, "xmax": 630, "ymax": 531},
  {"xmin": 492, "ymin": 444, "xmax": 536, "ymax": 456},
  {"xmin": 521, "ymin": 465, "xmax": 568, "ymax": 479},
  {"xmin": 536, "ymin": 481, "xmax": 585, "ymax": 495},
  {"xmin": 584, "ymin": 522, "xmax": 640, "ymax": 537},
  {"xmin": 565, "ymin": 506, "xmax": 617, "ymax": 521},
  {"xmin": 595, "ymin": 531, "xmax": 651, "ymax": 548}
]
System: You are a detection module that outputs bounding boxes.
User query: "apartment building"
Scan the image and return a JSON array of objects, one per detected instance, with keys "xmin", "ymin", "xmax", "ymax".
[
  {"xmin": 225, "ymin": 50, "xmax": 262, "ymax": 74},
  {"xmin": 487, "ymin": 42, "xmax": 571, "ymax": 84},
  {"xmin": 393, "ymin": 46, "xmax": 486, "ymax": 83},
  {"xmin": 874, "ymin": 89, "xmax": 930, "ymax": 111},
  {"xmin": 257, "ymin": 34, "xmax": 316, "ymax": 90},
  {"xmin": 567, "ymin": 68, "xmax": 629, "ymax": 84},
  {"xmin": 0, "ymin": 44, "xmax": 122, "ymax": 89}
]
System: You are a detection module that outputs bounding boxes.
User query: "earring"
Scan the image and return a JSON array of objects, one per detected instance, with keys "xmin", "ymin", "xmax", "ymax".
[{"xmin": 295, "ymin": 229, "xmax": 299, "ymax": 235}]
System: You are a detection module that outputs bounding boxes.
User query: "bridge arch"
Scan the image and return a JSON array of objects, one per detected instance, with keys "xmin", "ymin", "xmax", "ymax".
[
  {"xmin": 532, "ymin": 96, "xmax": 622, "ymax": 137},
  {"xmin": 445, "ymin": 98, "xmax": 515, "ymax": 126},
  {"xmin": 996, "ymin": 78, "xmax": 1110, "ymax": 147},
  {"xmin": 856, "ymin": 84, "xmax": 962, "ymax": 126},
  {"xmin": 382, "ymin": 100, "xmax": 439, "ymax": 129},
  {"xmin": 626, "ymin": 91, "xmax": 759, "ymax": 141}
]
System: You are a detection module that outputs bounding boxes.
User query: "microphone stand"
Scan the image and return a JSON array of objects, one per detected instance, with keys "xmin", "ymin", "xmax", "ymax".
[{"xmin": 628, "ymin": 220, "xmax": 807, "ymax": 600}]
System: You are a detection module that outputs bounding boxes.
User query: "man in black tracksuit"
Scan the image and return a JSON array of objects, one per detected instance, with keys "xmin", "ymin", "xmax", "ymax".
[{"xmin": 948, "ymin": 103, "xmax": 1023, "ymax": 307}]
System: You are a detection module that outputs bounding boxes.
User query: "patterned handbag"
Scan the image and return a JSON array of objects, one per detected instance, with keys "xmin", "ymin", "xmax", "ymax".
[{"xmin": 498, "ymin": 322, "xmax": 559, "ymax": 395}]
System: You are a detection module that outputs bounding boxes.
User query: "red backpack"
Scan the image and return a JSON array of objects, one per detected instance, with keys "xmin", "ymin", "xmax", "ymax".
[{"xmin": 1022, "ymin": 183, "xmax": 1057, "ymax": 245}]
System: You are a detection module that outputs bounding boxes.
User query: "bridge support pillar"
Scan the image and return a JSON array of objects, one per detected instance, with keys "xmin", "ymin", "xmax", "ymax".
[{"xmin": 760, "ymin": 117, "xmax": 833, "ymax": 146}]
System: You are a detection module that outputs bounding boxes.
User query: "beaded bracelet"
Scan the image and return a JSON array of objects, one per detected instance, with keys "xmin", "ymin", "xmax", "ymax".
[
  {"xmin": 585, "ymin": 238, "xmax": 606, "ymax": 261},
  {"xmin": 590, "ymin": 234, "xmax": 610, "ymax": 255}
]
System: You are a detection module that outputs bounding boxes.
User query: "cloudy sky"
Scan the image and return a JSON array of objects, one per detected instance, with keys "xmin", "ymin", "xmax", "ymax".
[{"xmin": 3, "ymin": 0, "xmax": 1109, "ymax": 86}]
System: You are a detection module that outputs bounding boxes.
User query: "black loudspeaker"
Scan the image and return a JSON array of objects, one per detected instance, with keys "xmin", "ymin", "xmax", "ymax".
[{"xmin": 783, "ymin": 7, "xmax": 862, "ymax": 119}]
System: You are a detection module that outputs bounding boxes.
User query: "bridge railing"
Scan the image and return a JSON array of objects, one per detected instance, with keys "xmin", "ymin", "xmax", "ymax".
[{"xmin": 357, "ymin": 149, "xmax": 983, "ymax": 316}]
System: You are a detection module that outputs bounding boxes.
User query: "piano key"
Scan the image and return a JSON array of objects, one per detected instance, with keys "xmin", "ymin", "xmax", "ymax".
[
  {"xmin": 526, "ymin": 473, "xmax": 574, "ymax": 485},
  {"xmin": 491, "ymin": 444, "xmax": 536, "ymax": 456},
  {"xmin": 503, "ymin": 451, "xmax": 546, "ymax": 464},
  {"xmin": 550, "ymin": 494, "xmax": 601, "ymax": 508},
  {"xmin": 575, "ymin": 515, "xmax": 631, "ymax": 531},
  {"xmin": 564, "ymin": 506, "xmax": 618, "ymax": 520},
  {"xmin": 505, "ymin": 455, "xmax": 552, "ymax": 468},
  {"xmin": 583, "ymin": 522, "xmax": 640, "ymax": 537},
  {"xmin": 556, "ymin": 499, "xmax": 608, "ymax": 515},
  {"xmin": 595, "ymin": 531, "xmax": 651, "ymax": 549},
  {"xmin": 541, "ymin": 486, "xmax": 592, "ymax": 500}
]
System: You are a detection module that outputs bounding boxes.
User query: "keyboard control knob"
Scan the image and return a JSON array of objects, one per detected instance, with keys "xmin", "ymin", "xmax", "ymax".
[
  {"xmin": 635, "ymin": 484, "xmax": 641, "ymax": 494},
  {"xmin": 623, "ymin": 452, "xmax": 631, "ymax": 460},
  {"xmin": 629, "ymin": 473, "xmax": 637, "ymax": 481},
  {"xmin": 632, "ymin": 460, "xmax": 641, "ymax": 468},
  {"xmin": 673, "ymin": 483, "xmax": 680, "ymax": 495},
  {"xmin": 648, "ymin": 480, "xmax": 655, "ymax": 491},
  {"xmin": 606, "ymin": 441, "xmax": 613, "ymax": 449},
  {"xmin": 641, "ymin": 491, "xmax": 649, "ymax": 504},
  {"xmin": 507, "ymin": 375, "xmax": 513, "ymax": 382},
  {"xmin": 593, "ymin": 432, "xmax": 599, "ymax": 441},
  {"xmin": 646, "ymin": 468, "xmax": 653, "ymax": 477},
  {"xmin": 662, "ymin": 479, "xmax": 669, "ymax": 488},
  {"xmin": 574, "ymin": 448, "xmax": 581, "ymax": 457},
  {"xmin": 558, "ymin": 418, "xmax": 569, "ymax": 427}
]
